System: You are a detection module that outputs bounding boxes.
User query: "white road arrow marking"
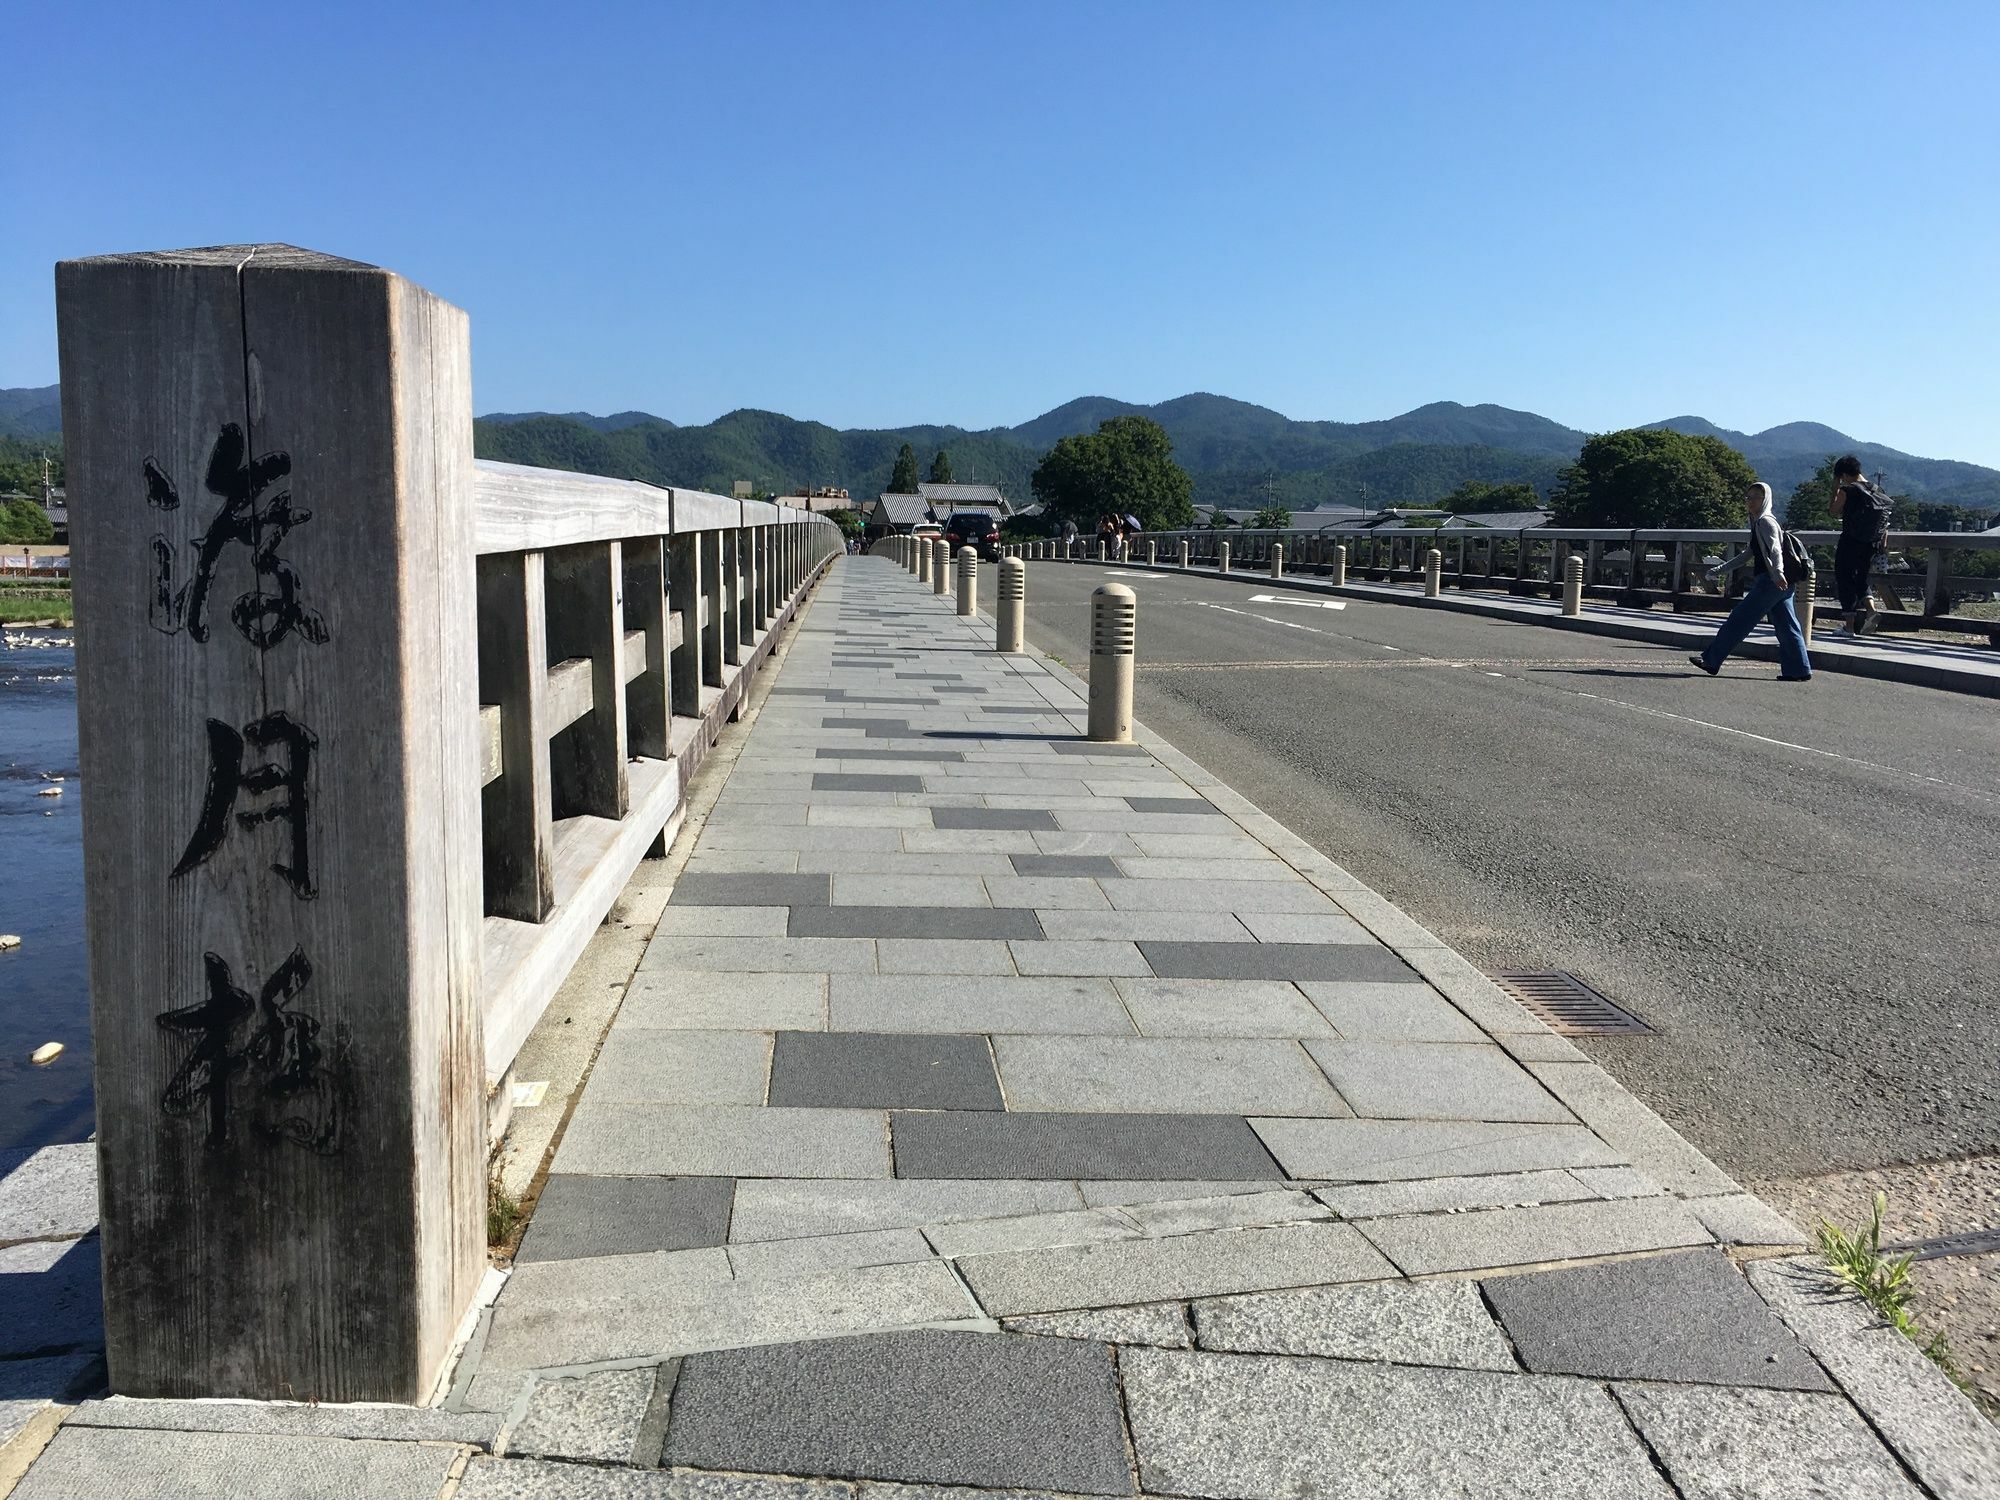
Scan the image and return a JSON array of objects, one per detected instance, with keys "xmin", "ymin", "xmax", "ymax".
[{"xmin": 1246, "ymin": 594, "xmax": 1348, "ymax": 610}]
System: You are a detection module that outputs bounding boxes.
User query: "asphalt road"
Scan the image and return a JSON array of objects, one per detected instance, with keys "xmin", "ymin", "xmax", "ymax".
[{"xmin": 973, "ymin": 557, "xmax": 2000, "ymax": 1181}]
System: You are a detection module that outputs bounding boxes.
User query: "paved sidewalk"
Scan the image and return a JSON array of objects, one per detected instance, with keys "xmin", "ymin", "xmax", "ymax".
[{"xmin": 5, "ymin": 555, "xmax": 1996, "ymax": 1497}]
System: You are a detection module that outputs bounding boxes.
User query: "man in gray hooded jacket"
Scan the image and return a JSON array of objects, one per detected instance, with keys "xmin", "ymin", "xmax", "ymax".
[{"xmin": 1690, "ymin": 482, "xmax": 1812, "ymax": 681}]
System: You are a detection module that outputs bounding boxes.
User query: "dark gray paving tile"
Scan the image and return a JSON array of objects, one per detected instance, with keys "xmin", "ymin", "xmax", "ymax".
[
  {"xmin": 1010, "ymin": 855, "xmax": 1123, "ymax": 878},
  {"xmin": 671, "ymin": 873, "xmax": 832, "ymax": 908},
  {"xmin": 1123, "ymin": 797, "xmax": 1224, "ymax": 816},
  {"xmin": 516, "ymin": 1175, "xmax": 735, "ymax": 1263},
  {"xmin": 771, "ymin": 1033, "xmax": 1003, "ymax": 1111},
  {"xmin": 814, "ymin": 748, "xmax": 966, "ymax": 763},
  {"xmin": 895, "ymin": 673, "xmax": 964, "ymax": 680},
  {"xmin": 1050, "ymin": 741, "xmax": 1152, "ymax": 757},
  {"xmin": 821, "ymin": 718, "xmax": 914, "ymax": 731},
  {"xmin": 813, "ymin": 774, "xmax": 926, "ymax": 793},
  {"xmin": 663, "ymin": 1329, "xmax": 1133, "ymax": 1495},
  {"xmin": 789, "ymin": 906, "xmax": 1043, "ymax": 940},
  {"xmin": 1139, "ymin": 941, "xmax": 1418, "ymax": 983},
  {"xmin": 932, "ymin": 686, "xmax": 987, "ymax": 694},
  {"xmin": 931, "ymin": 808, "xmax": 1060, "ymax": 831},
  {"xmin": 892, "ymin": 1112, "xmax": 1285, "ymax": 1181},
  {"xmin": 1482, "ymin": 1247, "xmax": 1833, "ymax": 1390}
]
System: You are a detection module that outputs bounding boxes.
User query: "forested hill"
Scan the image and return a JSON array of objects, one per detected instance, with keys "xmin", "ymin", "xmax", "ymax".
[{"xmin": 7, "ymin": 381, "xmax": 1997, "ymax": 510}]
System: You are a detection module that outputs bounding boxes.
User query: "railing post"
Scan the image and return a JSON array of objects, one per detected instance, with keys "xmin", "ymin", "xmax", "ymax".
[
  {"xmin": 669, "ymin": 534, "xmax": 703, "ymax": 711},
  {"xmin": 546, "ymin": 543, "xmax": 630, "ymax": 819},
  {"xmin": 624, "ymin": 538, "xmax": 671, "ymax": 759},
  {"xmin": 735, "ymin": 527, "xmax": 756, "ymax": 649},
  {"xmin": 478, "ymin": 553, "xmax": 554, "ymax": 923},
  {"xmin": 55, "ymin": 244, "xmax": 484, "ymax": 1400},
  {"xmin": 700, "ymin": 530, "xmax": 726, "ymax": 682}
]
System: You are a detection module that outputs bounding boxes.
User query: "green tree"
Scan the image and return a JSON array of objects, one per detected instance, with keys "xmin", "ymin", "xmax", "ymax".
[
  {"xmin": 830, "ymin": 506, "xmax": 864, "ymax": 540},
  {"xmin": 928, "ymin": 449, "xmax": 954, "ymax": 484},
  {"xmin": 1030, "ymin": 415, "xmax": 1196, "ymax": 533},
  {"xmin": 0, "ymin": 498, "xmax": 55, "ymax": 544},
  {"xmin": 1440, "ymin": 478, "xmax": 1541, "ymax": 513},
  {"xmin": 1249, "ymin": 505, "xmax": 1292, "ymax": 529},
  {"xmin": 888, "ymin": 442, "xmax": 920, "ymax": 493},
  {"xmin": 1786, "ymin": 456, "xmax": 1841, "ymax": 529},
  {"xmin": 1549, "ymin": 428, "xmax": 1758, "ymax": 528}
]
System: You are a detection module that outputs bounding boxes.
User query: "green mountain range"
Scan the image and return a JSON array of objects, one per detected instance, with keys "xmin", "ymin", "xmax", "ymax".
[{"xmin": 6, "ymin": 383, "xmax": 1996, "ymax": 514}]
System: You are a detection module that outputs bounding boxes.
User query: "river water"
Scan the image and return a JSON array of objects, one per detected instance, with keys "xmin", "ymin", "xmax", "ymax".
[{"xmin": 0, "ymin": 630, "xmax": 91, "ymax": 1152}]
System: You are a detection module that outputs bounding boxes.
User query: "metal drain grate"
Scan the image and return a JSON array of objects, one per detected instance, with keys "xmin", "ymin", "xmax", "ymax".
[{"xmin": 1491, "ymin": 971, "xmax": 1656, "ymax": 1036}]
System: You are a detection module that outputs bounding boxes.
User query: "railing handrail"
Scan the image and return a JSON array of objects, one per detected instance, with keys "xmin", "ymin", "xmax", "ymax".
[
  {"xmin": 474, "ymin": 458, "xmax": 809, "ymax": 554},
  {"xmin": 1135, "ymin": 523, "xmax": 2000, "ymax": 550}
]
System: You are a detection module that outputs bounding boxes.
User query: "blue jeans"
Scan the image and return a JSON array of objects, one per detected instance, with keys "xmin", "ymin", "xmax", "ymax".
[{"xmin": 1702, "ymin": 573, "xmax": 1812, "ymax": 679}]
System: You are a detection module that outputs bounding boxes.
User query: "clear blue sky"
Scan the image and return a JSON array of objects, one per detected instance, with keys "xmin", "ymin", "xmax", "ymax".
[{"xmin": 5, "ymin": 1, "xmax": 1996, "ymax": 463}]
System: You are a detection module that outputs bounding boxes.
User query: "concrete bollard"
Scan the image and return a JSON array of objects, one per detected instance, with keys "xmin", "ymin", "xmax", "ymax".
[
  {"xmin": 1088, "ymin": 583, "xmax": 1136, "ymax": 743},
  {"xmin": 1271, "ymin": 543, "xmax": 1284, "ymax": 580},
  {"xmin": 997, "ymin": 556, "xmax": 1025, "ymax": 652},
  {"xmin": 956, "ymin": 547, "xmax": 978, "ymax": 616},
  {"xmin": 1097, "ymin": 540, "xmax": 1108, "ymax": 562},
  {"xmin": 917, "ymin": 538, "xmax": 932, "ymax": 584},
  {"xmin": 934, "ymin": 540, "xmax": 950, "ymax": 594},
  {"xmin": 1219, "ymin": 541, "xmax": 1231, "ymax": 574},
  {"xmin": 1796, "ymin": 561, "xmax": 1817, "ymax": 642},
  {"xmin": 1424, "ymin": 548, "xmax": 1442, "ymax": 597},
  {"xmin": 1562, "ymin": 553, "xmax": 1585, "ymax": 616},
  {"xmin": 1332, "ymin": 544, "xmax": 1347, "ymax": 587},
  {"xmin": 1178, "ymin": 539, "xmax": 1190, "ymax": 570},
  {"xmin": 1147, "ymin": 540, "xmax": 1157, "ymax": 566}
]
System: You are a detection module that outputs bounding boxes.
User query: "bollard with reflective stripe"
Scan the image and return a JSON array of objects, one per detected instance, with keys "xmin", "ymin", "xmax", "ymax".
[
  {"xmin": 1424, "ymin": 548, "xmax": 1441, "ymax": 597},
  {"xmin": 1562, "ymin": 553, "xmax": 1585, "ymax": 615},
  {"xmin": 1271, "ymin": 543, "xmax": 1284, "ymax": 580},
  {"xmin": 1088, "ymin": 583, "xmax": 1136, "ymax": 743},
  {"xmin": 956, "ymin": 546, "xmax": 978, "ymax": 616},
  {"xmin": 997, "ymin": 556, "xmax": 1025, "ymax": 652}
]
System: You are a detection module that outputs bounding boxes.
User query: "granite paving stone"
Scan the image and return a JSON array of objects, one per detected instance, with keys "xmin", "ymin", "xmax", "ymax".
[
  {"xmin": 807, "ymin": 806, "xmax": 938, "ymax": 828},
  {"xmin": 556, "ymin": 1104, "xmax": 890, "ymax": 1178},
  {"xmin": 1003, "ymin": 1302, "xmax": 1191, "ymax": 1347},
  {"xmin": 829, "ymin": 975, "xmax": 1135, "ymax": 1036},
  {"xmin": 1116, "ymin": 1188, "xmax": 1329, "ymax": 1237},
  {"xmin": 1007, "ymin": 854, "xmax": 1123, "ymax": 878},
  {"xmin": 1114, "ymin": 978, "xmax": 1333, "ymax": 1037},
  {"xmin": 1194, "ymin": 1279, "xmax": 1519, "ymax": 1371},
  {"xmin": 663, "ymin": 1330, "xmax": 1133, "ymax": 1495},
  {"xmin": 10, "ymin": 1426, "xmax": 465, "ymax": 1500},
  {"xmin": 1122, "ymin": 1348, "xmax": 1674, "ymax": 1500},
  {"xmin": 509, "ymin": 1367, "xmax": 659, "ymax": 1464},
  {"xmin": 653, "ymin": 905, "xmax": 791, "ymax": 937},
  {"xmin": 981, "ymin": 876, "xmax": 1112, "ymax": 910},
  {"xmin": 639, "ymin": 936, "xmax": 877, "ymax": 974},
  {"xmin": 726, "ymin": 1227, "xmax": 934, "ymax": 1279},
  {"xmin": 1115, "ymin": 857, "xmax": 1293, "ymax": 882},
  {"xmin": 0, "ymin": 1236, "xmax": 101, "ymax": 1358},
  {"xmin": 923, "ymin": 1207, "xmax": 1139, "ymax": 1259},
  {"xmin": 788, "ymin": 906, "xmax": 1042, "ymax": 940},
  {"xmin": 728, "ymin": 1180, "xmax": 1084, "ymax": 1242},
  {"xmin": 902, "ymin": 829, "xmax": 1045, "ymax": 855},
  {"xmin": 1314, "ymin": 1169, "xmax": 1600, "ymax": 1220},
  {"xmin": 0, "ymin": 1352, "xmax": 100, "ymax": 1405},
  {"xmin": 892, "ymin": 1111, "xmax": 1285, "ymax": 1181},
  {"xmin": 1362, "ymin": 1196, "xmax": 1712, "ymax": 1275},
  {"xmin": 875, "ymin": 939, "xmax": 1017, "ymax": 974},
  {"xmin": 1080, "ymin": 1180, "xmax": 1288, "ymax": 1206},
  {"xmin": 1106, "ymin": 881, "xmax": 1341, "ymax": 914},
  {"xmin": 1297, "ymin": 981, "xmax": 1484, "ymax": 1042},
  {"xmin": 59, "ymin": 1396, "xmax": 497, "ymax": 1444},
  {"xmin": 991, "ymin": 1036, "xmax": 1350, "ymax": 1117},
  {"xmin": 958, "ymin": 1221, "xmax": 1396, "ymax": 1316},
  {"xmin": 1006, "ymin": 940, "xmax": 1153, "ymax": 977},
  {"xmin": 617, "ymin": 971, "xmax": 827, "ymax": 1031},
  {"xmin": 1304, "ymin": 1039, "xmax": 1573, "ymax": 1123},
  {"xmin": 683, "ymin": 849, "xmax": 802, "ymax": 873},
  {"xmin": 1525, "ymin": 1061, "xmax": 1743, "ymax": 1199},
  {"xmin": 1250, "ymin": 1117, "xmax": 1628, "ymax": 1182},
  {"xmin": 769, "ymin": 1032, "xmax": 1003, "ymax": 1111},
  {"xmin": 0, "ymin": 1144, "xmax": 98, "ymax": 1243},
  {"xmin": 1564, "ymin": 1165, "xmax": 1661, "ymax": 1199},
  {"xmin": 832, "ymin": 875, "xmax": 991, "ymax": 907},
  {"xmin": 798, "ymin": 851, "xmax": 1017, "ymax": 876},
  {"xmin": 1686, "ymin": 1192, "xmax": 1809, "ymax": 1246},
  {"xmin": 1121, "ymin": 796, "xmax": 1224, "ymax": 815},
  {"xmin": 1047, "ymin": 740, "xmax": 1151, "ymax": 757},
  {"xmin": 814, "ymin": 749, "xmax": 965, "ymax": 762},
  {"xmin": 669, "ymin": 873, "xmax": 832, "ymax": 907},
  {"xmin": 1614, "ymin": 1384, "xmax": 1922, "ymax": 1499},
  {"xmin": 930, "ymin": 807, "xmax": 1060, "ymax": 831},
  {"xmin": 813, "ymin": 773, "xmax": 925, "ymax": 793},
  {"xmin": 586, "ymin": 1030, "xmax": 772, "ymax": 1105},
  {"xmin": 1027, "ymin": 830, "xmax": 1142, "ymax": 856},
  {"xmin": 1036, "ymin": 911, "xmax": 1251, "ymax": 942},
  {"xmin": 1139, "ymin": 939, "xmax": 1417, "ymax": 981},
  {"xmin": 1231, "ymin": 912, "xmax": 1372, "ymax": 943},
  {"xmin": 517, "ymin": 1174, "xmax": 735, "ymax": 1263}
]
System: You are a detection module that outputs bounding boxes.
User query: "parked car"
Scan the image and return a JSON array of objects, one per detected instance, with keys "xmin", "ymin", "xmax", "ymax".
[{"xmin": 942, "ymin": 511, "xmax": 1002, "ymax": 560}]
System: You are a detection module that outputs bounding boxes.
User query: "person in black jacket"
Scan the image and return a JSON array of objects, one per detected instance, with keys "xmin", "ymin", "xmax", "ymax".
[{"xmin": 1829, "ymin": 453, "xmax": 1892, "ymax": 635}]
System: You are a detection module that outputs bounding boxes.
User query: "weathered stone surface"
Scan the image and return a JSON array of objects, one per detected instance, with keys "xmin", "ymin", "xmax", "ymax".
[
  {"xmin": 1122, "ymin": 1348, "xmax": 1673, "ymax": 1499},
  {"xmin": 1250, "ymin": 1118, "xmax": 1625, "ymax": 1182},
  {"xmin": 991, "ymin": 1037, "xmax": 1349, "ymax": 1117},
  {"xmin": 1314, "ymin": 1170, "xmax": 1598, "ymax": 1220},
  {"xmin": 1361, "ymin": 1197, "xmax": 1711, "ymax": 1275},
  {"xmin": 508, "ymin": 1367, "xmax": 658, "ymax": 1464},
  {"xmin": 924, "ymin": 1208, "xmax": 1137, "ymax": 1260},
  {"xmin": 1686, "ymin": 1192, "xmax": 1809, "ymax": 1247},
  {"xmin": 517, "ymin": 1174, "xmax": 734, "ymax": 1263},
  {"xmin": 556, "ymin": 1104, "xmax": 890, "ymax": 1178},
  {"xmin": 0, "ymin": 1237, "xmax": 101, "ymax": 1358},
  {"xmin": 1004, "ymin": 1302, "xmax": 1191, "ymax": 1347},
  {"xmin": 1303, "ymin": 1040, "xmax": 1573, "ymax": 1123},
  {"xmin": 728, "ymin": 1228, "xmax": 934, "ymax": 1278},
  {"xmin": 1116, "ymin": 1189, "xmax": 1328, "ymax": 1238},
  {"xmin": 10, "ymin": 1425, "xmax": 463, "ymax": 1500},
  {"xmin": 769, "ymin": 1032, "xmax": 1002, "ymax": 1111},
  {"xmin": 829, "ymin": 975, "xmax": 1135, "ymax": 1036},
  {"xmin": 618, "ymin": 970, "xmax": 827, "ymax": 1031},
  {"xmin": 1525, "ymin": 1061, "xmax": 1740, "ymax": 1198},
  {"xmin": 587, "ymin": 1030, "xmax": 772, "ymax": 1105},
  {"xmin": 64, "ymin": 1395, "xmax": 498, "ymax": 1444},
  {"xmin": 1296, "ymin": 981, "xmax": 1483, "ymax": 1043},
  {"xmin": 669, "ymin": 873, "xmax": 831, "ymax": 907},
  {"xmin": 1614, "ymin": 1384, "xmax": 1922, "ymax": 1499},
  {"xmin": 959, "ymin": 1222, "xmax": 1395, "ymax": 1317},
  {"xmin": 892, "ymin": 1112, "xmax": 1283, "ymax": 1182},
  {"xmin": 1482, "ymin": 1248, "xmax": 1830, "ymax": 1389},
  {"xmin": 1113, "ymin": 979, "xmax": 1333, "ymax": 1038},
  {"xmin": 1194, "ymin": 1280, "xmax": 1517, "ymax": 1372},
  {"xmin": 664, "ymin": 1330, "xmax": 1133, "ymax": 1495},
  {"xmin": 458, "ymin": 1457, "xmax": 844, "ymax": 1499},
  {"xmin": 0, "ymin": 1145, "xmax": 97, "ymax": 1242},
  {"xmin": 788, "ymin": 906, "xmax": 1041, "ymax": 940},
  {"xmin": 729, "ymin": 1180, "xmax": 1083, "ymax": 1243}
]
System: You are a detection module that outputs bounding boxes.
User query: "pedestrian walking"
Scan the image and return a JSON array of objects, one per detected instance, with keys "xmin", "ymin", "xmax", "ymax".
[
  {"xmin": 1690, "ymin": 482, "xmax": 1812, "ymax": 681},
  {"xmin": 1829, "ymin": 453, "xmax": 1893, "ymax": 635}
]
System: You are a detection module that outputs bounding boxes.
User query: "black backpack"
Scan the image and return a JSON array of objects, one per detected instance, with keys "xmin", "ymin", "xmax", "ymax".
[{"xmin": 1779, "ymin": 527, "xmax": 1813, "ymax": 585}]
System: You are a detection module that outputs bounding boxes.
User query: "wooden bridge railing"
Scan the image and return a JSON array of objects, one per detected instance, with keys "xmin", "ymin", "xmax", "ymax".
[{"xmin": 56, "ymin": 244, "xmax": 839, "ymax": 1405}]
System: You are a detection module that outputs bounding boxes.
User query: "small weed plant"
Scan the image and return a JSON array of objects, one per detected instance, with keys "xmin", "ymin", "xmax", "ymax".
[
  {"xmin": 487, "ymin": 1181, "xmax": 523, "ymax": 1248},
  {"xmin": 1815, "ymin": 1191, "xmax": 1968, "ymax": 1390}
]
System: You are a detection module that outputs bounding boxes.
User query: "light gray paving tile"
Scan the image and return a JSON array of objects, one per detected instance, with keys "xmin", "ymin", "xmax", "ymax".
[
  {"xmin": 669, "ymin": 873, "xmax": 831, "ymax": 908},
  {"xmin": 993, "ymin": 1036, "xmax": 1349, "ymax": 1117},
  {"xmin": 1399, "ymin": 945, "xmax": 1548, "ymax": 1031},
  {"xmin": 1299, "ymin": 980, "xmax": 1484, "ymax": 1042},
  {"xmin": 705, "ymin": 802, "xmax": 809, "ymax": 826},
  {"xmin": 1250, "ymin": 1117, "xmax": 1629, "ymax": 1181},
  {"xmin": 1331, "ymin": 889, "xmax": 1450, "ymax": 950},
  {"xmin": 1314, "ymin": 1169, "xmax": 1599, "ymax": 1220},
  {"xmin": 1362, "ymin": 1196, "xmax": 1711, "ymax": 1275},
  {"xmin": 9, "ymin": 1426, "xmax": 465, "ymax": 1500},
  {"xmin": 797, "ymin": 851, "xmax": 1018, "ymax": 876},
  {"xmin": 829, "ymin": 975, "xmax": 1135, "ymax": 1035},
  {"xmin": 983, "ymin": 876, "xmax": 1112, "ymax": 910},
  {"xmin": 683, "ymin": 849, "xmax": 801, "ymax": 874},
  {"xmin": 702, "ymin": 826, "xmax": 910, "ymax": 852},
  {"xmin": 1118, "ymin": 1189, "xmax": 1329, "ymax": 1237},
  {"xmin": 1028, "ymin": 830, "xmax": 1142, "ymax": 856},
  {"xmin": 1567, "ymin": 1165, "xmax": 1663, "ymax": 1200},
  {"xmin": 1115, "ymin": 857, "xmax": 1292, "ymax": 882},
  {"xmin": 901, "ymin": 829, "xmax": 1045, "ymax": 855},
  {"xmin": 959, "ymin": 1221, "xmax": 1395, "ymax": 1317},
  {"xmin": 1006, "ymin": 939, "xmax": 1152, "ymax": 977},
  {"xmin": 1525, "ymin": 1061, "xmax": 1742, "ymax": 1198},
  {"xmin": 60, "ymin": 1396, "xmax": 497, "ymax": 1444},
  {"xmin": 875, "ymin": 939, "xmax": 1018, "ymax": 975},
  {"xmin": 808, "ymin": 805, "xmax": 938, "ymax": 828},
  {"xmin": 1304, "ymin": 1039, "xmax": 1573, "ymax": 1123},
  {"xmin": 481, "ymin": 1255, "xmax": 975, "ymax": 1370},
  {"xmin": 0, "ymin": 1351, "xmax": 98, "ymax": 1405},
  {"xmin": 662, "ymin": 1329, "xmax": 1131, "ymax": 1495},
  {"xmin": 924, "ymin": 1207, "xmax": 1138, "ymax": 1259},
  {"xmin": 1141, "ymin": 939, "xmax": 1414, "ymax": 981},
  {"xmin": 1080, "ymin": 1180, "xmax": 1288, "ymax": 1207},
  {"xmin": 639, "ymin": 936, "xmax": 877, "ymax": 974},
  {"xmin": 1122, "ymin": 1348, "xmax": 1673, "ymax": 1500},
  {"xmin": 728, "ymin": 1180, "xmax": 1085, "ymax": 1243},
  {"xmin": 833, "ymin": 874, "xmax": 992, "ymax": 907},
  {"xmin": 1194, "ymin": 1279, "xmax": 1518, "ymax": 1371},
  {"xmin": 1108, "ymin": 881, "xmax": 1340, "ymax": 914},
  {"xmin": 516, "ymin": 1174, "xmax": 734, "ymax": 1263},
  {"xmin": 1114, "ymin": 978, "xmax": 1332, "ymax": 1037},
  {"xmin": 727, "ymin": 1227, "xmax": 935, "ymax": 1279},
  {"xmin": 1036, "ymin": 910, "xmax": 1251, "ymax": 942},
  {"xmin": 1496, "ymin": 1030, "xmax": 1592, "ymax": 1064},
  {"xmin": 509, "ymin": 1367, "xmax": 658, "ymax": 1464},
  {"xmin": 586, "ymin": 1030, "xmax": 772, "ymax": 1105},
  {"xmin": 617, "ymin": 970, "xmax": 827, "ymax": 1031},
  {"xmin": 1003, "ymin": 1303, "xmax": 1191, "ymax": 1348},
  {"xmin": 652, "ymin": 904, "xmax": 790, "ymax": 937},
  {"xmin": 1617, "ymin": 1384, "xmax": 1922, "ymax": 1499},
  {"xmin": 1686, "ymin": 1192, "xmax": 1809, "ymax": 1247},
  {"xmin": 555, "ymin": 1104, "xmax": 890, "ymax": 1178},
  {"xmin": 1235, "ymin": 911, "xmax": 1375, "ymax": 944},
  {"xmin": 0, "ymin": 1143, "xmax": 97, "ymax": 1242},
  {"xmin": 790, "ymin": 906, "xmax": 1041, "ymax": 940},
  {"xmin": 1127, "ymin": 832, "xmax": 1279, "ymax": 858}
]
